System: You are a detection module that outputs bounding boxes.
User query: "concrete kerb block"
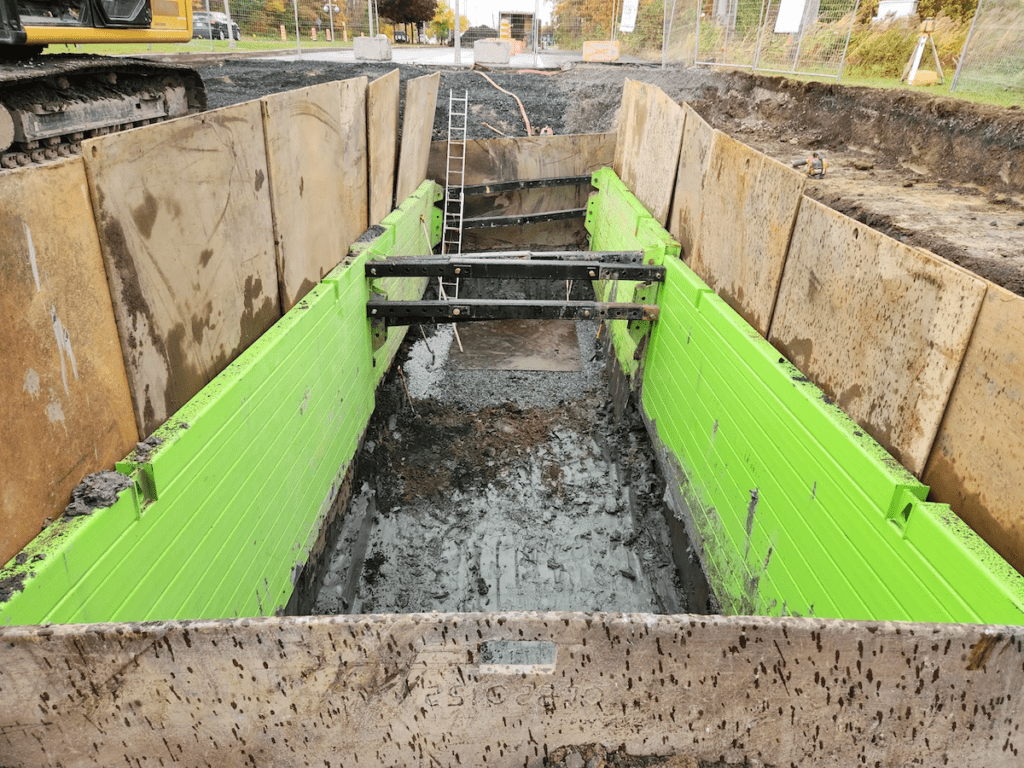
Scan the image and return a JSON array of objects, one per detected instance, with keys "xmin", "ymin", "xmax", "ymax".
[
  {"xmin": 354, "ymin": 36, "xmax": 391, "ymax": 61},
  {"xmin": 474, "ymin": 39, "xmax": 510, "ymax": 64}
]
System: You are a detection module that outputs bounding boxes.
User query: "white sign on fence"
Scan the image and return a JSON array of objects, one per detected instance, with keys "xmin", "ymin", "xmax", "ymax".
[{"xmin": 620, "ymin": 0, "xmax": 639, "ymax": 34}]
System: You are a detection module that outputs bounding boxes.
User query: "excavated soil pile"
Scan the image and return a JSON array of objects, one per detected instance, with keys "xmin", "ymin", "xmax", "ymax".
[{"xmin": 199, "ymin": 59, "xmax": 1024, "ymax": 295}]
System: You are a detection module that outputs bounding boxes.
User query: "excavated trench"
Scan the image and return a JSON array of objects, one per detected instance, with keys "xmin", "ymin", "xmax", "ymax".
[
  {"xmin": 309, "ymin": 316, "xmax": 710, "ymax": 621},
  {"xmin": 306, "ymin": 277, "xmax": 711, "ymax": 622}
]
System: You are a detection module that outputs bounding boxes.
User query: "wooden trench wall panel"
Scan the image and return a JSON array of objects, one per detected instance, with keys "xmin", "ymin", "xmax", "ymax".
[
  {"xmin": 0, "ymin": 183, "xmax": 442, "ymax": 627},
  {"xmin": 1, "ymin": 613, "xmax": 1023, "ymax": 767},
  {"xmin": 0, "ymin": 161, "xmax": 139, "ymax": 568},
  {"xmin": 426, "ymin": 132, "xmax": 616, "ymax": 252},
  {"xmin": 613, "ymin": 82, "xmax": 1024, "ymax": 583},
  {"xmin": 586, "ymin": 169, "xmax": 1024, "ymax": 625}
]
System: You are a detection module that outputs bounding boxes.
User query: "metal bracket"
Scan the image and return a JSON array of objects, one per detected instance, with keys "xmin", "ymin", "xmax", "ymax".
[
  {"xmin": 367, "ymin": 299, "xmax": 659, "ymax": 330},
  {"xmin": 365, "ymin": 257, "xmax": 665, "ymax": 283}
]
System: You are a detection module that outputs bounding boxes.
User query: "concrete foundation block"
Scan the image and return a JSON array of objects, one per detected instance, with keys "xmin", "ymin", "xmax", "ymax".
[
  {"xmin": 474, "ymin": 39, "xmax": 511, "ymax": 64},
  {"xmin": 354, "ymin": 36, "xmax": 392, "ymax": 61}
]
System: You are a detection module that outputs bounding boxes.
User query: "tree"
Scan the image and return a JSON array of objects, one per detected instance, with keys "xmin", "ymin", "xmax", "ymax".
[
  {"xmin": 429, "ymin": 1, "xmax": 468, "ymax": 40},
  {"xmin": 378, "ymin": 0, "xmax": 436, "ymax": 24}
]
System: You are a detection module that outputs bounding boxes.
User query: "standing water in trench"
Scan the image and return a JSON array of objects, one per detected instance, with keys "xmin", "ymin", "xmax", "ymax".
[{"xmin": 311, "ymin": 318, "xmax": 701, "ymax": 616}]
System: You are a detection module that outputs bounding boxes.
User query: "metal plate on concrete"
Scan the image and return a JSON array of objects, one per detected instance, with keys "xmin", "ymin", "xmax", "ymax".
[
  {"xmin": 923, "ymin": 282, "xmax": 1024, "ymax": 575},
  {"xmin": 448, "ymin": 319, "xmax": 582, "ymax": 371},
  {"xmin": 769, "ymin": 197, "xmax": 986, "ymax": 476},
  {"xmin": 84, "ymin": 102, "xmax": 280, "ymax": 437},
  {"xmin": 0, "ymin": 159, "xmax": 138, "ymax": 565}
]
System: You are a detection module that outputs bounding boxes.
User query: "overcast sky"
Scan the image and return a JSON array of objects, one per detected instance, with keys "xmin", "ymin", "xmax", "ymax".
[{"xmin": 456, "ymin": 0, "xmax": 555, "ymax": 28}]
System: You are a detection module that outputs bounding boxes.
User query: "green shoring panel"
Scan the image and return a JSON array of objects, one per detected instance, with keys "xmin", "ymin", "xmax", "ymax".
[
  {"xmin": 589, "ymin": 169, "xmax": 1024, "ymax": 625},
  {"xmin": 0, "ymin": 182, "xmax": 442, "ymax": 627},
  {"xmin": 586, "ymin": 168, "xmax": 679, "ymax": 380}
]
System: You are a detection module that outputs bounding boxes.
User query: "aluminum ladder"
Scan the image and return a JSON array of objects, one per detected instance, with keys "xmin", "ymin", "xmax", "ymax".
[{"xmin": 441, "ymin": 90, "xmax": 469, "ymax": 300}]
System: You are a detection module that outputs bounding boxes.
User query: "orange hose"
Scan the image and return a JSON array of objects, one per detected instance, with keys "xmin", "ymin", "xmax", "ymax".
[{"xmin": 474, "ymin": 71, "xmax": 533, "ymax": 137}]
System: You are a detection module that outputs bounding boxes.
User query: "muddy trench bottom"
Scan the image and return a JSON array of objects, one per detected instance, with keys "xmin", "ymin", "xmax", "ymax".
[{"xmin": 311, "ymin": 320, "xmax": 700, "ymax": 618}]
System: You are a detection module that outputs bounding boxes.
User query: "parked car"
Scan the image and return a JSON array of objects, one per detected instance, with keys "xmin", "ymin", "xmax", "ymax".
[
  {"xmin": 393, "ymin": 29, "xmax": 408, "ymax": 43},
  {"xmin": 192, "ymin": 11, "xmax": 241, "ymax": 40}
]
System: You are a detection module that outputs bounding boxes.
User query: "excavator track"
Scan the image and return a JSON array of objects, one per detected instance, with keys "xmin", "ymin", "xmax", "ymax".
[{"xmin": 0, "ymin": 54, "xmax": 205, "ymax": 169}]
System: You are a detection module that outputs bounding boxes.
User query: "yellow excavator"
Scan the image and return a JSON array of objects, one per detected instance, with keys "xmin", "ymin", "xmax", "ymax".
[{"xmin": 0, "ymin": 0, "xmax": 205, "ymax": 167}]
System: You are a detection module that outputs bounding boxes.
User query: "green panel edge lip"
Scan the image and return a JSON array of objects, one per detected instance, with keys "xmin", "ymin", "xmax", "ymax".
[
  {"xmin": 0, "ymin": 180, "xmax": 443, "ymax": 626},
  {"xmin": 586, "ymin": 167, "xmax": 1024, "ymax": 625}
]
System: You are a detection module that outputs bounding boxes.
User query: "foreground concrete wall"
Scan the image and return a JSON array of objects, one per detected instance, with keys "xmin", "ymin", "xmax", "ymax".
[
  {"xmin": 619, "ymin": 82, "xmax": 1024, "ymax": 578},
  {"xmin": 1, "ymin": 612, "xmax": 1022, "ymax": 767}
]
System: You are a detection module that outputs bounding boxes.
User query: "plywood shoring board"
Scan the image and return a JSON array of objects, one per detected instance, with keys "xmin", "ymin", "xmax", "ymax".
[
  {"xmin": 0, "ymin": 160, "xmax": 139, "ymax": 566},
  {"xmin": 923, "ymin": 283, "xmax": 1024, "ymax": 575},
  {"xmin": 769, "ymin": 197, "xmax": 986, "ymax": 476},
  {"xmin": 668, "ymin": 103, "xmax": 715, "ymax": 264},
  {"xmin": 367, "ymin": 69, "xmax": 400, "ymax": 226},
  {"xmin": 394, "ymin": 72, "xmax": 440, "ymax": 206},
  {"xmin": 688, "ymin": 130, "xmax": 806, "ymax": 337},
  {"xmin": 1, "ymin": 614, "xmax": 1022, "ymax": 766},
  {"xmin": 614, "ymin": 79, "xmax": 685, "ymax": 227},
  {"xmin": 84, "ymin": 102, "xmax": 281, "ymax": 437},
  {"xmin": 263, "ymin": 78, "xmax": 368, "ymax": 311}
]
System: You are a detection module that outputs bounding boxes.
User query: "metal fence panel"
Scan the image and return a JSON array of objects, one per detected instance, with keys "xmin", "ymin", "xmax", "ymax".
[{"xmin": 951, "ymin": 0, "xmax": 1024, "ymax": 96}]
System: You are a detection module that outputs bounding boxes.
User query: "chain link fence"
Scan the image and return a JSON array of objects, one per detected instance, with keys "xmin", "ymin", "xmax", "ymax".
[
  {"xmin": 553, "ymin": 0, "xmax": 860, "ymax": 77},
  {"xmin": 951, "ymin": 0, "xmax": 1024, "ymax": 96}
]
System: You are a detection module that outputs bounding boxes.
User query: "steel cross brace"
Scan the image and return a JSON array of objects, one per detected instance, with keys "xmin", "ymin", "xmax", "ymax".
[
  {"xmin": 366, "ymin": 256, "xmax": 665, "ymax": 282},
  {"xmin": 369, "ymin": 298, "xmax": 658, "ymax": 329}
]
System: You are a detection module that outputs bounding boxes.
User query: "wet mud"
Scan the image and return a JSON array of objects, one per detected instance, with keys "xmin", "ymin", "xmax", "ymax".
[{"xmin": 312, "ymin": 321, "xmax": 692, "ymax": 617}]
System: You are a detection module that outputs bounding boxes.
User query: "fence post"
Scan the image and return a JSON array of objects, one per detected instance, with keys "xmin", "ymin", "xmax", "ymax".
[
  {"xmin": 836, "ymin": 0, "xmax": 862, "ymax": 81},
  {"xmin": 693, "ymin": 0, "xmax": 702, "ymax": 63},
  {"xmin": 752, "ymin": 0, "xmax": 770, "ymax": 72},
  {"xmin": 293, "ymin": 0, "xmax": 301, "ymax": 53},
  {"xmin": 224, "ymin": 0, "xmax": 236, "ymax": 49},
  {"xmin": 950, "ymin": 0, "xmax": 984, "ymax": 93}
]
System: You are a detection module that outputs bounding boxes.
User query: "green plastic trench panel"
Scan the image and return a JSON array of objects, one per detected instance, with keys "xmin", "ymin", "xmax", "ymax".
[
  {"xmin": 588, "ymin": 168, "xmax": 1024, "ymax": 626},
  {"xmin": 0, "ymin": 181, "xmax": 443, "ymax": 627}
]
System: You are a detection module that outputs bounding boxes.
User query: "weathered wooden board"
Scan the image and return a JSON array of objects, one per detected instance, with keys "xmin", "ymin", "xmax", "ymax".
[
  {"xmin": 84, "ymin": 102, "xmax": 280, "ymax": 437},
  {"xmin": 612, "ymin": 77, "xmax": 642, "ymax": 179},
  {"xmin": 923, "ymin": 283, "xmax": 1024, "ymax": 575},
  {"xmin": 615, "ymin": 81, "xmax": 685, "ymax": 226},
  {"xmin": 367, "ymin": 69, "xmax": 400, "ymax": 225},
  {"xmin": 769, "ymin": 198, "xmax": 986, "ymax": 476},
  {"xmin": 394, "ymin": 72, "xmax": 440, "ymax": 205},
  {"xmin": 0, "ymin": 160, "xmax": 138, "ymax": 567},
  {"xmin": 1, "ymin": 613, "xmax": 1022, "ymax": 767},
  {"xmin": 263, "ymin": 78, "xmax": 368, "ymax": 311},
  {"xmin": 668, "ymin": 103, "xmax": 715, "ymax": 264},
  {"xmin": 427, "ymin": 133, "xmax": 616, "ymax": 187},
  {"xmin": 689, "ymin": 131, "xmax": 805, "ymax": 336}
]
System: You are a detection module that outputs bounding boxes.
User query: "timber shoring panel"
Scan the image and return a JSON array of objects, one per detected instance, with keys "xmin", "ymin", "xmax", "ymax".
[
  {"xmin": 367, "ymin": 69, "xmax": 400, "ymax": 225},
  {"xmin": 1, "ymin": 613, "xmax": 1023, "ymax": 767},
  {"xmin": 923, "ymin": 283, "xmax": 1024, "ymax": 576},
  {"xmin": 263, "ymin": 78, "xmax": 369, "ymax": 312},
  {"xmin": 426, "ymin": 133, "xmax": 616, "ymax": 252},
  {"xmin": 395, "ymin": 72, "xmax": 440, "ymax": 205},
  {"xmin": 668, "ymin": 103, "xmax": 715, "ymax": 263},
  {"xmin": 688, "ymin": 130, "xmax": 805, "ymax": 337},
  {"xmin": 0, "ymin": 183, "xmax": 442, "ymax": 627},
  {"xmin": 0, "ymin": 160, "xmax": 138, "ymax": 567},
  {"xmin": 84, "ymin": 102, "xmax": 280, "ymax": 438},
  {"xmin": 613, "ymin": 79, "xmax": 685, "ymax": 227},
  {"xmin": 768, "ymin": 197, "xmax": 986, "ymax": 477}
]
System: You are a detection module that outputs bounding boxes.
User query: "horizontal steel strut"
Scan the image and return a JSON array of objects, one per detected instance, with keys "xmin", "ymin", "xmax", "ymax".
[
  {"xmin": 367, "ymin": 299, "xmax": 660, "ymax": 327},
  {"xmin": 365, "ymin": 257, "xmax": 665, "ymax": 282},
  {"xmin": 460, "ymin": 175, "xmax": 594, "ymax": 196}
]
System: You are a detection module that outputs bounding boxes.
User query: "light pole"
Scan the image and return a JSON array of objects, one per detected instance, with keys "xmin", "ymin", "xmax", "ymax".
[{"xmin": 323, "ymin": 3, "xmax": 340, "ymax": 42}]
